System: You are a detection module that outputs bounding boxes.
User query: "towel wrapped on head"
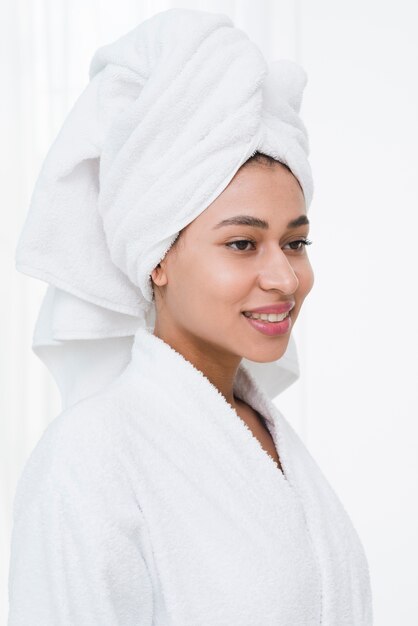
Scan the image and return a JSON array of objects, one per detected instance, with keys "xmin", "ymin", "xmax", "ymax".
[{"xmin": 15, "ymin": 7, "xmax": 313, "ymax": 408}]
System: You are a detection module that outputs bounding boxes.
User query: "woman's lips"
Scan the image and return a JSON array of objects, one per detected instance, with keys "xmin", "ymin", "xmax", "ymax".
[
  {"xmin": 243, "ymin": 301, "xmax": 294, "ymax": 315},
  {"xmin": 242, "ymin": 311, "xmax": 292, "ymax": 336}
]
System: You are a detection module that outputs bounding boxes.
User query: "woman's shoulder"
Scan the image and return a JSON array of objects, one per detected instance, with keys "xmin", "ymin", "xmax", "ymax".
[
  {"xmin": 12, "ymin": 389, "xmax": 133, "ymax": 520},
  {"xmin": 9, "ymin": 390, "xmax": 155, "ymax": 625},
  {"xmin": 30, "ymin": 389, "xmax": 119, "ymax": 458}
]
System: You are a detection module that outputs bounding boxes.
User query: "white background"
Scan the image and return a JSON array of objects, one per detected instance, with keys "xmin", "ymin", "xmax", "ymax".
[{"xmin": 1, "ymin": 1, "xmax": 417, "ymax": 623}]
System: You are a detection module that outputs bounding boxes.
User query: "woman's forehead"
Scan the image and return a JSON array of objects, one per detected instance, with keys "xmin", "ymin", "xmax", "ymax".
[{"xmin": 194, "ymin": 165, "xmax": 306, "ymax": 227}]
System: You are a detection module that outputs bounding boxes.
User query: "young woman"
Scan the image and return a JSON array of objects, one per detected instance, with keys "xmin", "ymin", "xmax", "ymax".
[
  {"xmin": 150, "ymin": 153, "xmax": 313, "ymax": 475},
  {"xmin": 8, "ymin": 8, "xmax": 373, "ymax": 625}
]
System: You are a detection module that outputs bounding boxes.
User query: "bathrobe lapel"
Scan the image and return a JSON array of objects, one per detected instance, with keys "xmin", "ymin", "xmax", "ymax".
[
  {"xmin": 117, "ymin": 326, "xmax": 372, "ymax": 625},
  {"xmin": 235, "ymin": 356, "xmax": 373, "ymax": 625}
]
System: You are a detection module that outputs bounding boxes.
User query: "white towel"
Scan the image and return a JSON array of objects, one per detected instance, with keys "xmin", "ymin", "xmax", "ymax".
[
  {"xmin": 15, "ymin": 8, "xmax": 312, "ymax": 317},
  {"xmin": 8, "ymin": 324, "xmax": 373, "ymax": 625},
  {"xmin": 14, "ymin": 7, "xmax": 312, "ymax": 409}
]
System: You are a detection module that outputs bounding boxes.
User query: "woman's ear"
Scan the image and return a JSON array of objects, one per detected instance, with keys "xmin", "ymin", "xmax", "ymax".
[{"xmin": 150, "ymin": 262, "xmax": 168, "ymax": 287}]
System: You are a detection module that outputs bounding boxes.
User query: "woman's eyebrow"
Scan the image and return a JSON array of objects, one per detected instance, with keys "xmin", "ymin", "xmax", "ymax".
[{"xmin": 212, "ymin": 214, "xmax": 309, "ymax": 230}]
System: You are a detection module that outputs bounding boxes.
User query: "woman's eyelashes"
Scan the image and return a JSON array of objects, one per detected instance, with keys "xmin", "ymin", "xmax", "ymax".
[{"xmin": 225, "ymin": 238, "xmax": 313, "ymax": 253}]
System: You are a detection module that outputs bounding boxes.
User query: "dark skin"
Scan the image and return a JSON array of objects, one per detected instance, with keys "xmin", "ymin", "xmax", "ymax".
[
  {"xmin": 234, "ymin": 395, "xmax": 284, "ymax": 473},
  {"xmin": 151, "ymin": 162, "xmax": 314, "ymax": 475}
]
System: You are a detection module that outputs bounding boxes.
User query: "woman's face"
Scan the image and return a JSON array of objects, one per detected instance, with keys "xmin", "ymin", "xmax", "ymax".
[{"xmin": 151, "ymin": 161, "xmax": 314, "ymax": 364}]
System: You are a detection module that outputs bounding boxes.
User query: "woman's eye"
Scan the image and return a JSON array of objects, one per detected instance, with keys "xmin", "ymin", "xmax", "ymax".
[
  {"xmin": 225, "ymin": 239, "xmax": 256, "ymax": 252},
  {"xmin": 225, "ymin": 238, "xmax": 312, "ymax": 253},
  {"xmin": 284, "ymin": 238, "xmax": 313, "ymax": 252}
]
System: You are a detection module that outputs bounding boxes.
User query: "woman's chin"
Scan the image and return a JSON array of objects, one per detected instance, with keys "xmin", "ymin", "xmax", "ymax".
[{"xmin": 240, "ymin": 339, "xmax": 290, "ymax": 364}]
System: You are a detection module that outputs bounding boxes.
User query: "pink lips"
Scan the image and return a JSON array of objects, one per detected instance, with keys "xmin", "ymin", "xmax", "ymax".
[
  {"xmin": 243, "ymin": 302, "xmax": 295, "ymax": 315},
  {"xmin": 242, "ymin": 309, "xmax": 292, "ymax": 337}
]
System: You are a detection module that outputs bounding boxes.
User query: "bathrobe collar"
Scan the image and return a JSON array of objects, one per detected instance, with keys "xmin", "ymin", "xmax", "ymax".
[
  {"xmin": 124, "ymin": 324, "xmax": 373, "ymax": 625},
  {"xmin": 128, "ymin": 324, "xmax": 294, "ymax": 496}
]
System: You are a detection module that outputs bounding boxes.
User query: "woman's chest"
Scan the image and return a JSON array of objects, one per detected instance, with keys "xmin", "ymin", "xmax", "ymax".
[
  {"xmin": 121, "ymin": 415, "xmax": 322, "ymax": 625},
  {"xmin": 235, "ymin": 402, "xmax": 285, "ymax": 474}
]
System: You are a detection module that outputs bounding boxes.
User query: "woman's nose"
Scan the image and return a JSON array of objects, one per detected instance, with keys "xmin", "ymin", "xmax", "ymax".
[{"xmin": 257, "ymin": 250, "xmax": 299, "ymax": 295}]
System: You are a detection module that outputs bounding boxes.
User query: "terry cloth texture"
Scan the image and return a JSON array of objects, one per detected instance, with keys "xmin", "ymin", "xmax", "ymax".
[{"xmin": 8, "ymin": 325, "xmax": 373, "ymax": 625}]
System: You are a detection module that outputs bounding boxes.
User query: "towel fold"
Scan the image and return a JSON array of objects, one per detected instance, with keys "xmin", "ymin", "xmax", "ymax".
[
  {"xmin": 15, "ymin": 7, "xmax": 313, "ymax": 408},
  {"xmin": 15, "ymin": 7, "xmax": 312, "ymax": 315}
]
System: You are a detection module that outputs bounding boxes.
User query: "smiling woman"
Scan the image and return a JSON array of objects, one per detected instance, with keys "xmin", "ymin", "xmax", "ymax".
[
  {"xmin": 151, "ymin": 153, "xmax": 315, "ymax": 408},
  {"xmin": 8, "ymin": 7, "xmax": 373, "ymax": 626}
]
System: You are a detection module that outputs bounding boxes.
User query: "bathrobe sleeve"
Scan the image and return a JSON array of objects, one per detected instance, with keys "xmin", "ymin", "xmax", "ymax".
[{"xmin": 8, "ymin": 406, "xmax": 154, "ymax": 626}]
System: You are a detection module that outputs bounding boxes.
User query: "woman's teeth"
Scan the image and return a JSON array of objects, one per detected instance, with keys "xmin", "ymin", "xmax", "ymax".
[{"xmin": 243, "ymin": 311, "xmax": 289, "ymax": 322}]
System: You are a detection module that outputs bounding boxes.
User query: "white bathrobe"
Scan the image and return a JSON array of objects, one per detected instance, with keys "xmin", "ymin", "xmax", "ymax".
[{"xmin": 8, "ymin": 325, "xmax": 373, "ymax": 625}]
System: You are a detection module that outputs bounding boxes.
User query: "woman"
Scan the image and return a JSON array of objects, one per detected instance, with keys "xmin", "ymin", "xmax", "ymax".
[
  {"xmin": 150, "ymin": 152, "xmax": 313, "ymax": 475},
  {"xmin": 8, "ymin": 8, "xmax": 373, "ymax": 625}
]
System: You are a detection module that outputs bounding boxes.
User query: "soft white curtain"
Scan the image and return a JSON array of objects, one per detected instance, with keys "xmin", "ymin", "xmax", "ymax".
[{"xmin": 2, "ymin": 1, "xmax": 417, "ymax": 624}]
